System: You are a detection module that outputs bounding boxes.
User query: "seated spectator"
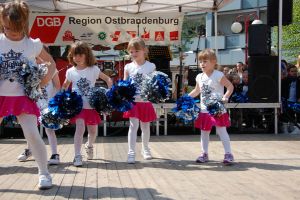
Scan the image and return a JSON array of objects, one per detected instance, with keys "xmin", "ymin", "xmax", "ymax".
[{"xmin": 280, "ymin": 64, "xmax": 300, "ymax": 133}]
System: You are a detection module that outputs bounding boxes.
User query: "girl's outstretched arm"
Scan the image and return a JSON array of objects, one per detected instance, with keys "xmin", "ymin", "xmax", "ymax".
[
  {"xmin": 52, "ymin": 72, "xmax": 61, "ymax": 92},
  {"xmin": 188, "ymin": 82, "xmax": 200, "ymax": 98},
  {"xmin": 99, "ymin": 71, "xmax": 113, "ymax": 88},
  {"xmin": 38, "ymin": 48, "xmax": 56, "ymax": 87},
  {"xmin": 220, "ymin": 75, "xmax": 233, "ymax": 102},
  {"xmin": 62, "ymin": 79, "xmax": 71, "ymax": 90}
]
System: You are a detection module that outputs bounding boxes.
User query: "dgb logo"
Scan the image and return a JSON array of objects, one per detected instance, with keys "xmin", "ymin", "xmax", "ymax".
[{"xmin": 36, "ymin": 17, "xmax": 62, "ymax": 27}]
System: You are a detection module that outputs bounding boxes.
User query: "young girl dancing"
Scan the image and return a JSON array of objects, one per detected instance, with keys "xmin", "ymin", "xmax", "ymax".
[
  {"xmin": 17, "ymin": 62, "xmax": 61, "ymax": 165},
  {"xmin": 123, "ymin": 37, "xmax": 157, "ymax": 164},
  {"xmin": 188, "ymin": 49, "xmax": 235, "ymax": 165},
  {"xmin": 62, "ymin": 41, "xmax": 112, "ymax": 167},
  {"xmin": 0, "ymin": 1, "xmax": 56, "ymax": 189}
]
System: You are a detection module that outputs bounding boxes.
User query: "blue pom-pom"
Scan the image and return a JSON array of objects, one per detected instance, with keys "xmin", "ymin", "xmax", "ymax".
[
  {"xmin": 287, "ymin": 101, "xmax": 300, "ymax": 113},
  {"xmin": 140, "ymin": 71, "xmax": 171, "ymax": 103},
  {"xmin": 230, "ymin": 93, "xmax": 248, "ymax": 103},
  {"xmin": 107, "ymin": 79, "xmax": 136, "ymax": 112},
  {"xmin": 39, "ymin": 108, "xmax": 69, "ymax": 130},
  {"xmin": 2, "ymin": 115, "xmax": 18, "ymax": 126},
  {"xmin": 172, "ymin": 94, "xmax": 200, "ymax": 123},
  {"xmin": 48, "ymin": 90, "xmax": 83, "ymax": 119},
  {"xmin": 88, "ymin": 87, "xmax": 112, "ymax": 114},
  {"xmin": 207, "ymin": 101, "xmax": 224, "ymax": 117}
]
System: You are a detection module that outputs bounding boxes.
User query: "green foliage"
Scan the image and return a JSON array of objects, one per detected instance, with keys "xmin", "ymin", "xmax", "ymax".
[
  {"xmin": 181, "ymin": 15, "xmax": 205, "ymax": 52},
  {"xmin": 273, "ymin": 0, "xmax": 300, "ymax": 62}
]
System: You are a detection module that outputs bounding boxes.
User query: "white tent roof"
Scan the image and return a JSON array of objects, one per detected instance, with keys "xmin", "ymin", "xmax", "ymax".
[{"xmin": 23, "ymin": 0, "xmax": 232, "ymax": 14}]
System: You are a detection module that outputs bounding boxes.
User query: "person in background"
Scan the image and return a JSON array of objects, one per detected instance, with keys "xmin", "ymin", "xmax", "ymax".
[
  {"xmin": 281, "ymin": 64, "xmax": 300, "ymax": 134},
  {"xmin": 17, "ymin": 47, "xmax": 61, "ymax": 165}
]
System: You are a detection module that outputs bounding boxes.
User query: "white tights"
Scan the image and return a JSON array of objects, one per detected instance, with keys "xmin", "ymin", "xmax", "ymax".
[
  {"xmin": 128, "ymin": 118, "xmax": 150, "ymax": 155},
  {"xmin": 200, "ymin": 126, "xmax": 232, "ymax": 154},
  {"xmin": 13, "ymin": 114, "xmax": 49, "ymax": 175},
  {"xmin": 74, "ymin": 119, "xmax": 97, "ymax": 156},
  {"xmin": 45, "ymin": 128, "xmax": 57, "ymax": 155}
]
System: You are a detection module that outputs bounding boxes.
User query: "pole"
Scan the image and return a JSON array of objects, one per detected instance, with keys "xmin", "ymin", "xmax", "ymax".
[
  {"xmin": 214, "ymin": 10, "xmax": 218, "ymax": 56},
  {"xmin": 244, "ymin": 18, "xmax": 249, "ymax": 64},
  {"xmin": 177, "ymin": 46, "xmax": 183, "ymax": 99}
]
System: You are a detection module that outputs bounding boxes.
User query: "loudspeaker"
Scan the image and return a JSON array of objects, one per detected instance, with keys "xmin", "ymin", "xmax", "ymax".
[
  {"xmin": 48, "ymin": 46, "xmax": 61, "ymax": 58},
  {"xmin": 248, "ymin": 56, "xmax": 279, "ymax": 103},
  {"xmin": 188, "ymin": 68, "xmax": 200, "ymax": 86},
  {"xmin": 248, "ymin": 24, "xmax": 271, "ymax": 56},
  {"xmin": 267, "ymin": 0, "xmax": 293, "ymax": 26}
]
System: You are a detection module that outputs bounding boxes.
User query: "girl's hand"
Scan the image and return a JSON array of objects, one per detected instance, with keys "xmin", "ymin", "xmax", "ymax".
[{"xmin": 222, "ymin": 96, "xmax": 229, "ymax": 103}]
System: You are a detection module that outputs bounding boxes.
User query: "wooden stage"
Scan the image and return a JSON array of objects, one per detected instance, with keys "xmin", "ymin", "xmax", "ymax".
[{"xmin": 0, "ymin": 134, "xmax": 299, "ymax": 200}]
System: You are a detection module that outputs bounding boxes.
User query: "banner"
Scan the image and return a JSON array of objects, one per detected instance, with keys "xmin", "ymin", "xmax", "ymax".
[{"xmin": 29, "ymin": 13, "xmax": 182, "ymax": 47}]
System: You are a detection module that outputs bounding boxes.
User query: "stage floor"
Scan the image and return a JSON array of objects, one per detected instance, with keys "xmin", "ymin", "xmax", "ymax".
[{"xmin": 0, "ymin": 134, "xmax": 299, "ymax": 200}]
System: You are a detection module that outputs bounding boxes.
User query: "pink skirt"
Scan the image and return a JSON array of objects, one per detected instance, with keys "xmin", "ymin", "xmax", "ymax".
[
  {"xmin": 0, "ymin": 96, "xmax": 40, "ymax": 117},
  {"xmin": 194, "ymin": 112, "xmax": 231, "ymax": 131},
  {"xmin": 123, "ymin": 102, "xmax": 157, "ymax": 122},
  {"xmin": 70, "ymin": 109, "xmax": 101, "ymax": 125}
]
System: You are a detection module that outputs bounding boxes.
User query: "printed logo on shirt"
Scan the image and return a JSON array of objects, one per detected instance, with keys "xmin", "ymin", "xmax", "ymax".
[{"xmin": 30, "ymin": 16, "xmax": 66, "ymax": 43}]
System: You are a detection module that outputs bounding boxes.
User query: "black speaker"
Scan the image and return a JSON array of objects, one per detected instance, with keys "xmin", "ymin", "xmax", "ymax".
[
  {"xmin": 188, "ymin": 67, "xmax": 200, "ymax": 86},
  {"xmin": 248, "ymin": 56, "xmax": 279, "ymax": 103},
  {"xmin": 267, "ymin": 0, "xmax": 293, "ymax": 26},
  {"xmin": 248, "ymin": 24, "xmax": 271, "ymax": 56},
  {"xmin": 48, "ymin": 46, "xmax": 61, "ymax": 58}
]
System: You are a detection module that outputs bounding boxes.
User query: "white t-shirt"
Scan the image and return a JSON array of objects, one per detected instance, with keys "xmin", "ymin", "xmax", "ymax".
[
  {"xmin": 124, "ymin": 60, "xmax": 156, "ymax": 102},
  {"xmin": 0, "ymin": 34, "xmax": 42, "ymax": 96},
  {"xmin": 196, "ymin": 70, "xmax": 225, "ymax": 113},
  {"xmin": 66, "ymin": 65, "xmax": 100, "ymax": 109}
]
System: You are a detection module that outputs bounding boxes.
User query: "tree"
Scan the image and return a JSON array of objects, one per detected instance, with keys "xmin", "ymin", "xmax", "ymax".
[{"xmin": 272, "ymin": 0, "xmax": 300, "ymax": 62}]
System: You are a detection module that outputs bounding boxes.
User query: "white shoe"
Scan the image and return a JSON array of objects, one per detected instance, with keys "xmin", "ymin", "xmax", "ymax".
[
  {"xmin": 85, "ymin": 143, "xmax": 94, "ymax": 160},
  {"xmin": 48, "ymin": 154, "xmax": 60, "ymax": 165},
  {"xmin": 73, "ymin": 155, "xmax": 83, "ymax": 167},
  {"xmin": 17, "ymin": 149, "xmax": 32, "ymax": 162},
  {"xmin": 38, "ymin": 174, "xmax": 52, "ymax": 190},
  {"xmin": 127, "ymin": 154, "xmax": 135, "ymax": 164},
  {"xmin": 141, "ymin": 150, "xmax": 152, "ymax": 160},
  {"xmin": 290, "ymin": 126, "xmax": 300, "ymax": 135}
]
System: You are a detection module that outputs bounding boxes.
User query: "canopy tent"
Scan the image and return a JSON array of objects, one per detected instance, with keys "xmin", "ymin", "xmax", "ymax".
[{"xmin": 26, "ymin": 0, "xmax": 232, "ymax": 15}]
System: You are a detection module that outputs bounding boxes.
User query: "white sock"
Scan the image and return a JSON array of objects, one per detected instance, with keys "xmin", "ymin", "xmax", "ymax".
[
  {"xmin": 216, "ymin": 126, "xmax": 232, "ymax": 154},
  {"xmin": 140, "ymin": 121, "xmax": 150, "ymax": 152},
  {"xmin": 17, "ymin": 114, "xmax": 49, "ymax": 175},
  {"xmin": 45, "ymin": 128, "xmax": 57, "ymax": 155},
  {"xmin": 128, "ymin": 118, "xmax": 139, "ymax": 155},
  {"xmin": 200, "ymin": 130, "xmax": 210, "ymax": 153},
  {"xmin": 74, "ymin": 119, "xmax": 85, "ymax": 156}
]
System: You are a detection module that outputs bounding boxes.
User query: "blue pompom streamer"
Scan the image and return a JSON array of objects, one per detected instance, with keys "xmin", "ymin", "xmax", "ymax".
[
  {"xmin": 48, "ymin": 90, "xmax": 83, "ymax": 119},
  {"xmin": 287, "ymin": 101, "xmax": 300, "ymax": 113},
  {"xmin": 140, "ymin": 71, "xmax": 171, "ymax": 103},
  {"xmin": 207, "ymin": 101, "xmax": 225, "ymax": 117},
  {"xmin": 0, "ymin": 56, "xmax": 47, "ymax": 101},
  {"xmin": 88, "ymin": 87, "xmax": 112, "ymax": 114},
  {"xmin": 106, "ymin": 79, "xmax": 136, "ymax": 112},
  {"xmin": 39, "ymin": 108, "xmax": 69, "ymax": 130},
  {"xmin": 2, "ymin": 115, "xmax": 18, "ymax": 126},
  {"xmin": 230, "ymin": 92, "xmax": 248, "ymax": 103},
  {"xmin": 172, "ymin": 94, "xmax": 200, "ymax": 123}
]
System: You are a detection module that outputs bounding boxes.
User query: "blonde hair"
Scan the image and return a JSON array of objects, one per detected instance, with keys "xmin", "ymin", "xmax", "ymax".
[
  {"xmin": 127, "ymin": 37, "xmax": 148, "ymax": 56},
  {"xmin": 0, "ymin": 0, "xmax": 29, "ymax": 36},
  {"xmin": 198, "ymin": 49, "xmax": 218, "ymax": 68},
  {"xmin": 68, "ymin": 41, "xmax": 96, "ymax": 67},
  {"xmin": 198, "ymin": 48, "xmax": 217, "ymax": 62}
]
